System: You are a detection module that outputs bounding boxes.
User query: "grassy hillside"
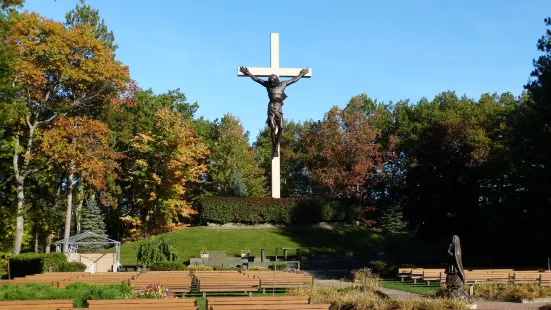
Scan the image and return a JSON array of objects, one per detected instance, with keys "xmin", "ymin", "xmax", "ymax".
[{"xmin": 111, "ymin": 226, "xmax": 439, "ymax": 265}]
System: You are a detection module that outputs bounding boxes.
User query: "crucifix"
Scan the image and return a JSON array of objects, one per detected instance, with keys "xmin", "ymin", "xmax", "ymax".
[{"xmin": 238, "ymin": 33, "xmax": 311, "ymax": 198}]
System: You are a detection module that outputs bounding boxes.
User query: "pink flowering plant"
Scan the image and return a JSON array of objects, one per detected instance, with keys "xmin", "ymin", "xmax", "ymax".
[{"xmin": 133, "ymin": 283, "xmax": 173, "ymax": 299}]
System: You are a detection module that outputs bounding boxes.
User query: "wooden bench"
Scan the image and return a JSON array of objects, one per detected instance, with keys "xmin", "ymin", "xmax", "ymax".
[
  {"xmin": 207, "ymin": 296, "xmax": 310, "ymax": 307},
  {"xmin": 397, "ymin": 268, "xmax": 413, "ymax": 281},
  {"xmin": 131, "ymin": 270, "xmax": 193, "ymax": 293},
  {"xmin": 193, "ymin": 271, "xmax": 269, "ymax": 296},
  {"xmin": 421, "ymin": 270, "xmax": 445, "ymax": 285},
  {"xmin": 206, "ymin": 296, "xmax": 329, "ymax": 310},
  {"xmin": 243, "ymin": 271, "xmax": 313, "ymax": 291},
  {"xmin": 411, "ymin": 269, "xmax": 441, "ymax": 284},
  {"xmin": 209, "ymin": 305, "xmax": 331, "ymax": 310},
  {"xmin": 87, "ymin": 298, "xmax": 196, "ymax": 309},
  {"xmin": 0, "ymin": 299, "xmax": 75, "ymax": 309}
]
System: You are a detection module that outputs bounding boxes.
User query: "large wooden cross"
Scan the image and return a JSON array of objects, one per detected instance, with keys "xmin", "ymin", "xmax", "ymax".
[
  {"xmin": 237, "ymin": 33, "xmax": 312, "ymax": 198},
  {"xmin": 237, "ymin": 33, "xmax": 312, "ymax": 78}
]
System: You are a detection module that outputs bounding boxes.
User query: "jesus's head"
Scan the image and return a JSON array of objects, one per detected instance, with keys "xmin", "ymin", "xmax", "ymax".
[{"xmin": 268, "ymin": 74, "xmax": 280, "ymax": 86}]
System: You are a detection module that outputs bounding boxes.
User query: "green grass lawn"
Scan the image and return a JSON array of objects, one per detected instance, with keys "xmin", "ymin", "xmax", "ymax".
[
  {"xmin": 379, "ymin": 279, "xmax": 441, "ymax": 296},
  {"xmin": 109, "ymin": 226, "xmax": 435, "ymax": 265}
]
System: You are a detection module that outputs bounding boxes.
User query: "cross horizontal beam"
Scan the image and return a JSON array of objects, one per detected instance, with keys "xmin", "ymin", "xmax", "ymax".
[
  {"xmin": 237, "ymin": 67, "xmax": 312, "ymax": 78},
  {"xmin": 237, "ymin": 33, "xmax": 312, "ymax": 78}
]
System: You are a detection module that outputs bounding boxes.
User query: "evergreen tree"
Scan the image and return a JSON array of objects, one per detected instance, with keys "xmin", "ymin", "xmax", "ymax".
[
  {"xmin": 379, "ymin": 204, "xmax": 408, "ymax": 236},
  {"xmin": 79, "ymin": 195, "xmax": 108, "ymax": 253},
  {"xmin": 229, "ymin": 168, "xmax": 249, "ymax": 197}
]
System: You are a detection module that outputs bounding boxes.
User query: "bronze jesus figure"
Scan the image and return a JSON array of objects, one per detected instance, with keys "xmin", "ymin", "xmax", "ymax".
[{"xmin": 239, "ymin": 66, "xmax": 310, "ymax": 158}]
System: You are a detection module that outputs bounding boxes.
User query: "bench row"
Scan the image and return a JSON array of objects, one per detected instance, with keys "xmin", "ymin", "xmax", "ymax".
[
  {"xmin": 0, "ymin": 296, "xmax": 331, "ymax": 310},
  {"xmin": 398, "ymin": 268, "xmax": 551, "ymax": 285}
]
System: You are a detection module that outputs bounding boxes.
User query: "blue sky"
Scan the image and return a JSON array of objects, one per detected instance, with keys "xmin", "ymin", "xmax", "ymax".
[{"xmin": 21, "ymin": 0, "xmax": 551, "ymax": 140}]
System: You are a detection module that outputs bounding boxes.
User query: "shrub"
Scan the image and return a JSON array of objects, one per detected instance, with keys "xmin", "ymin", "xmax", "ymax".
[
  {"xmin": 268, "ymin": 263, "xmax": 287, "ymax": 271},
  {"xmin": 62, "ymin": 262, "xmax": 87, "ymax": 272},
  {"xmin": 473, "ymin": 283, "xmax": 551, "ymax": 300},
  {"xmin": 0, "ymin": 282, "xmax": 132, "ymax": 308},
  {"xmin": 149, "ymin": 261, "xmax": 186, "ymax": 271},
  {"xmin": 187, "ymin": 265, "xmax": 213, "ymax": 271},
  {"xmin": 9, "ymin": 253, "xmax": 68, "ymax": 277},
  {"xmin": 249, "ymin": 266, "xmax": 268, "ymax": 271},
  {"xmin": 199, "ymin": 197, "xmax": 361, "ymax": 224},
  {"xmin": 136, "ymin": 236, "xmax": 178, "ymax": 266},
  {"xmin": 369, "ymin": 260, "xmax": 397, "ymax": 278}
]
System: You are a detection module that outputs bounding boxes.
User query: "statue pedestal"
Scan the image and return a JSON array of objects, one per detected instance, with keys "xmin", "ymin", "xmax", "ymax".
[{"xmin": 271, "ymin": 147, "xmax": 280, "ymax": 198}]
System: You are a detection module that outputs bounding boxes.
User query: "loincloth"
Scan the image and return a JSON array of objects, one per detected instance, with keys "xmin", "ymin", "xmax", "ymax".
[{"xmin": 267, "ymin": 102, "xmax": 283, "ymax": 123}]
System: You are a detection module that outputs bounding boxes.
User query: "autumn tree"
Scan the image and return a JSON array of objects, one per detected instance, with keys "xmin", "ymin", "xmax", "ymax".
[
  {"xmin": 41, "ymin": 116, "xmax": 121, "ymax": 252},
  {"xmin": 5, "ymin": 12, "xmax": 132, "ymax": 254},
  {"xmin": 122, "ymin": 107, "xmax": 208, "ymax": 237},
  {"xmin": 301, "ymin": 96, "xmax": 396, "ymax": 204},
  {"xmin": 208, "ymin": 114, "xmax": 267, "ymax": 197},
  {"xmin": 0, "ymin": 0, "xmax": 23, "ymax": 10}
]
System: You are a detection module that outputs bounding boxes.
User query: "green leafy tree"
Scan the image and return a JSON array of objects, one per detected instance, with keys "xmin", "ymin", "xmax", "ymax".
[{"xmin": 208, "ymin": 114, "xmax": 267, "ymax": 197}]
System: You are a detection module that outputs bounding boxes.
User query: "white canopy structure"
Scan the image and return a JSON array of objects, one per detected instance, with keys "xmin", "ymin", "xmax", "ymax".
[{"xmin": 55, "ymin": 232, "xmax": 121, "ymax": 271}]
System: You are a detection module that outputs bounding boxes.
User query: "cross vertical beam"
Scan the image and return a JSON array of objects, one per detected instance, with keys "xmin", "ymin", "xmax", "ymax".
[{"xmin": 271, "ymin": 33, "xmax": 279, "ymax": 69}]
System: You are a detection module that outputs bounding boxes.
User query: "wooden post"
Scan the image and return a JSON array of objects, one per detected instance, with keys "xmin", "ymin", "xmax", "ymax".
[
  {"xmin": 283, "ymin": 249, "xmax": 288, "ymax": 261},
  {"xmin": 261, "ymin": 249, "xmax": 265, "ymax": 262}
]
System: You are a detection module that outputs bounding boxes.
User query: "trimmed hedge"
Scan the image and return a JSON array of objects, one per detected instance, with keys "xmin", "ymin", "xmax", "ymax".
[
  {"xmin": 63, "ymin": 261, "xmax": 87, "ymax": 272},
  {"xmin": 9, "ymin": 253, "xmax": 68, "ymax": 277},
  {"xmin": 149, "ymin": 261, "xmax": 186, "ymax": 271},
  {"xmin": 199, "ymin": 197, "xmax": 361, "ymax": 224}
]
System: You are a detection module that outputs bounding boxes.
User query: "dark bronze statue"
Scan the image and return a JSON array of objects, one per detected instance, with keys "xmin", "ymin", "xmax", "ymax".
[
  {"xmin": 239, "ymin": 66, "xmax": 309, "ymax": 158},
  {"xmin": 438, "ymin": 235, "xmax": 471, "ymax": 302}
]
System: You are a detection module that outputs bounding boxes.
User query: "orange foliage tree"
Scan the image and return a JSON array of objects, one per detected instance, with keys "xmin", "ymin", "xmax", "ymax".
[
  {"xmin": 7, "ymin": 12, "xmax": 133, "ymax": 254},
  {"xmin": 301, "ymin": 97, "xmax": 396, "ymax": 205},
  {"xmin": 41, "ymin": 116, "xmax": 122, "ymax": 252},
  {"xmin": 123, "ymin": 107, "xmax": 209, "ymax": 238}
]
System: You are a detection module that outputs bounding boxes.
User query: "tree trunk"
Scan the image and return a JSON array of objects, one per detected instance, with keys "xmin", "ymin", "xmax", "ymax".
[
  {"xmin": 45, "ymin": 234, "xmax": 52, "ymax": 253},
  {"xmin": 34, "ymin": 224, "xmax": 39, "ymax": 253},
  {"xmin": 75, "ymin": 182, "xmax": 84, "ymax": 234},
  {"xmin": 13, "ymin": 176, "xmax": 25, "ymax": 255},
  {"xmin": 12, "ymin": 117, "xmax": 38, "ymax": 255},
  {"xmin": 63, "ymin": 172, "xmax": 75, "ymax": 253}
]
